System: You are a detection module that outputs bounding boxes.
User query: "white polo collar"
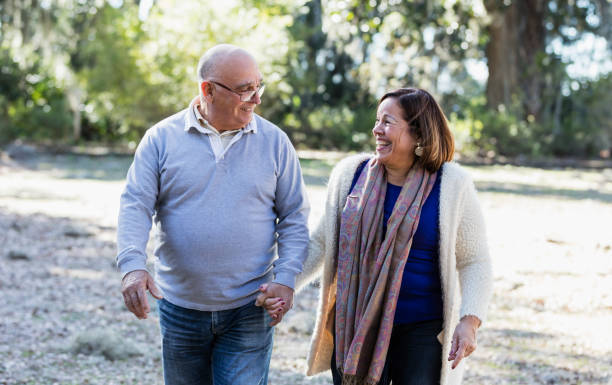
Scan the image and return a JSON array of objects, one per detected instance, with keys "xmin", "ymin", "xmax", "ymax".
[{"xmin": 184, "ymin": 96, "xmax": 258, "ymax": 135}]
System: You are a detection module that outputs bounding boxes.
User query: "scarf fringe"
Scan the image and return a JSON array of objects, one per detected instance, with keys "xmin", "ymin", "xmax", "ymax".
[{"xmin": 340, "ymin": 371, "xmax": 378, "ymax": 385}]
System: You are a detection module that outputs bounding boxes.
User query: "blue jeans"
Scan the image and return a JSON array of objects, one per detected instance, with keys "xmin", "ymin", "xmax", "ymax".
[
  {"xmin": 332, "ymin": 319, "xmax": 443, "ymax": 385},
  {"xmin": 158, "ymin": 298, "xmax": 274, "ymax": 385}
]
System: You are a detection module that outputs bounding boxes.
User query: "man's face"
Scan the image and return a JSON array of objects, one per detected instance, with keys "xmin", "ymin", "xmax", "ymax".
[{"xmin": 203, "ymin": 53, "xmax": 263, "ymax": 132}]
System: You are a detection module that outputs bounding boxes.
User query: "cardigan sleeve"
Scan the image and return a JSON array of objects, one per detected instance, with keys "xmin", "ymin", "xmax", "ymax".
[
  {"xmin": 295, "ymin": 154, "xmax": 371, "ymax": 292},
  {"xmin": 295, "ymin": 214, "xmax": 327, "ymax": 292},
  {"xmin": 294, "ymin": 160, "xmax": 343, "ymax": 292},
  {"xmin": 455, "ymin": 178, "xmax": 493, "ymax": 324}
]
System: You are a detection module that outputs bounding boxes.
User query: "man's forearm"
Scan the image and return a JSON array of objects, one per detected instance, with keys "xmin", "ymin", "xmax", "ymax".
[{"xmin": 116, "ymin": 198, "xmax": 154, "ymax": 276}]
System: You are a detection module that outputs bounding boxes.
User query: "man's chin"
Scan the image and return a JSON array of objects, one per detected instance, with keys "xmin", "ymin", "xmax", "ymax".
[{"xmin": 238, "ymin": 114, "xmax": 253, "ymax": 126}]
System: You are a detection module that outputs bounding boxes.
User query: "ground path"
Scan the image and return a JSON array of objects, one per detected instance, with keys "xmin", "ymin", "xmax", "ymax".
[{"xmin": 1, "ymin": 150, "xmax": 611, "ymax": 384}]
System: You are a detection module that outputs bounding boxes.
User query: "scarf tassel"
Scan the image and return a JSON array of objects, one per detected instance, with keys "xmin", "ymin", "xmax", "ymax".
[{"xmin": 339, "ymin": 369, "xmax": 379, "ymax": 385}]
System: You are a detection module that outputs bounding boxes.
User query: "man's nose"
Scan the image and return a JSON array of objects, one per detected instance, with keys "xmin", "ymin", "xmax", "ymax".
[{"xmin": 249, "ymin": 92, "xmax": 262, "ymax": 105}]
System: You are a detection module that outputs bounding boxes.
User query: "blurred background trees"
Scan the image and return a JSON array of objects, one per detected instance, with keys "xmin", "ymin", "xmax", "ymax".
[{"xmin": 0, "ymin": 0, "xmax": 610, "ymax": 158}]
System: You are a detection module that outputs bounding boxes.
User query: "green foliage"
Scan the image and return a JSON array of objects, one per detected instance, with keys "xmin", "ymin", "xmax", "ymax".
[
  {"xmin": 0, "ymin": 51, "xmax": 25, "ymax": 143},
  {"xmin": 9, "ymin": 86, "xmax": 72, "ymax": 141},
  {"xmin": 451, "ymin": 74, "xmax": 612, "ymax": 158},
  {"xmin": 0, "ymin": 0, "xmax": 609, "ymax": 158},
  {"xmin": 0, "ymin": 51, "xmax": 72, "ymax": 144},
  {"xmin": 288, "ymin": 104, "xmax": 375, "ymax": 150},
  {"xmin": 551, "ymin": 75, "xmax": 612, "ymax": 157},
  {"xmin": 253, "ymin": 0, "xmax": 376, "ymax": 150},
  {"xmin": 473, "ymin": 103, "xmax": 541, "ymax": 157},
  {"xmin": 74, "ymin": 4, "xmax": 173, "ymax": 141}
]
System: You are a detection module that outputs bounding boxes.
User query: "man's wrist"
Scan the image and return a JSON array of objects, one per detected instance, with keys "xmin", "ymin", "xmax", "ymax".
[
  {"xmin": 270, "ymin": 282, "xmax": 293, "ymax": 291},
  {"xmin": 122, "ymin": 268, "xmax": 148, "ymax": 281},
  {"xmin": 272, "ymin": 271, "xmax": 296, "ymax": 290}
]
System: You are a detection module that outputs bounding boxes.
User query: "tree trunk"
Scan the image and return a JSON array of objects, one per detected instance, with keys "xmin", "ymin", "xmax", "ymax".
[
  {"xmin": 72, "ymin": 108, "xmax": 82, "ymax": 142},
  {"xmin": 65, "ymin": 84, "xmax": 84, "ymax": 142},
  {"xmin": 485, "ymin": 0, "xmax": 546, "ymax": 120}
]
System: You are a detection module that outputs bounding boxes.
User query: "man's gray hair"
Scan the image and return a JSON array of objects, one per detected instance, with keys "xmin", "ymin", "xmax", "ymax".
[
  {"xmin": 196, "ymin": 44, "xmax": 244, "ymax": 83},
  {"xmin": 196, "ymin": 53, "xmax": 215, "ymax": 83}
]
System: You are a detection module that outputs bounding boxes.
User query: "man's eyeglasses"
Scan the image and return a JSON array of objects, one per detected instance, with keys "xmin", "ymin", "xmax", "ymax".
[{"xmin": 209, "ymin": 80, "xmax": 265, "ymax": 102}]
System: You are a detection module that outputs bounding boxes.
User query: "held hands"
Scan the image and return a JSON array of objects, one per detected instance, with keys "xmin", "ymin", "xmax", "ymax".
[
  {"xmin": 254, "ymin": 283, "xmax": 294, "ymax": 326},
  {"xmin": 121, "ymin": 270, "xmax": 163, "ymax": 319},
  {"xmin": 448, "ymin": 315, "xmax": 481, "ymax": 369}
]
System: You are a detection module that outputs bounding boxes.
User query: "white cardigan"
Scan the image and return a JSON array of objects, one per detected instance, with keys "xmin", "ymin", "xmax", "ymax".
[{"xmin": 295, "ymin": 154, "xmax": 493, "ymax": 385}]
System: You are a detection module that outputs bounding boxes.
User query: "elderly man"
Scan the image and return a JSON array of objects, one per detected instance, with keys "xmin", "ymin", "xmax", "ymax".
[{"xmin": 116, "ymin": 44, "xmax": 309, "ymax": 385}]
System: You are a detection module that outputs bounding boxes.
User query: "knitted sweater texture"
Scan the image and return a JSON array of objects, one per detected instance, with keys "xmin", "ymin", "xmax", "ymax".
[{"xmin": 295, "ymin": 154, "xmax": 492, "ymax": 385}]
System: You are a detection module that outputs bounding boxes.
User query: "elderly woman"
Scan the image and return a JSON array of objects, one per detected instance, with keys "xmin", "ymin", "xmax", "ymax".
[{"xmin": 259, "ymin": 88, "xmax": 492, "ymax": 385}]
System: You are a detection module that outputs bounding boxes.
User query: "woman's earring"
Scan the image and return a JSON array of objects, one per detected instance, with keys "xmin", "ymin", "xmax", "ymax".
[{"xmin": 415, "ymin": 143, "xmax": 423, "ymax": 157}]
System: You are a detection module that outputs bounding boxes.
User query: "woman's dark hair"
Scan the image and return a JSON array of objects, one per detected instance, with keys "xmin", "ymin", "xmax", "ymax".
[{"xmin": 380, "ymin": 88, "xmax": 455, "ymax": 173}]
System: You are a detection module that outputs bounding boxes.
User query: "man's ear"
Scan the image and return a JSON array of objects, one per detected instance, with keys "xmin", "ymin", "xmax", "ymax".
[{"xmin": 200, "ymin": 82, "xmax": 214, "ymax": 103}]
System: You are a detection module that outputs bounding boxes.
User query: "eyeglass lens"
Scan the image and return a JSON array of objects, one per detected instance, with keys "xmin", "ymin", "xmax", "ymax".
[{"xmin": 240, "ymin": 84, "xmax": 265, "ymax": 102}]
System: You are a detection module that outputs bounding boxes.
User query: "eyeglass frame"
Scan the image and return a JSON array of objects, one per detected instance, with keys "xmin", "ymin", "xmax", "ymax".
[{"xmin": 207, "ymin": 80, "xmax": 265, "ymax": 102}]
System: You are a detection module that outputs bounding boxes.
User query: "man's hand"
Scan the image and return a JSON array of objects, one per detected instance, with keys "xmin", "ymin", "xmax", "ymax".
[
  {"xmin": 448, "ymin": 315, "xmax": 481, "ymax": 369},
  {"xmin": 121, "ymin": 270, "xmax": 163, "ymax": 319},
  {"xmin": 255, "ymin": 283, "xmax": 294, "ymax": 326}
]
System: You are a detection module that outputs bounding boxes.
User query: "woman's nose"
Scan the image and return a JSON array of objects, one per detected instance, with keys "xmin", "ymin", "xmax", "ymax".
[{"xmin": 372, "ymin": 122, "xmax": 383, "ymax": 135}]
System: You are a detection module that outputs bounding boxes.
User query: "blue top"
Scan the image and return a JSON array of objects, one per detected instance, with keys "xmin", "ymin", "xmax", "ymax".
[
  {"xmin": 116, "ymin": 100, "xmax": 310, "ymax": 311},
  {"xmin": 350, "ymin": 161, "xmax": 443, "ymax": 324}
]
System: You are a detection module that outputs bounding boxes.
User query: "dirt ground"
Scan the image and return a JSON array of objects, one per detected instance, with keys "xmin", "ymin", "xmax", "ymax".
[{"xmin": 0, "ymin": 149, "xmax": 611, "ymax": 385}]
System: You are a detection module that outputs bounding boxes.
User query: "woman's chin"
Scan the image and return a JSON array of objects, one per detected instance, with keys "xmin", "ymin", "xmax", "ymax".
[{"xmin": 374, "ymin": 152, "xmax": 390, "ymax": 166}]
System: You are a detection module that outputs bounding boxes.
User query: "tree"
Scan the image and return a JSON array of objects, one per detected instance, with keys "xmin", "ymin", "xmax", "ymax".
[
  {"xmin": 484, "ymin": 0, "xmax": 610, "ymax": 121},
  {"xmin": 0, "ymin": 0, "xmax": 145, "ymax": 142},
  {"xmin": 485, "ymin": 1, "xmax": 545, "ymax": 120},
  {"xmin": 262, "ymin": 0, "xmax": 372, "ymax": 149}
]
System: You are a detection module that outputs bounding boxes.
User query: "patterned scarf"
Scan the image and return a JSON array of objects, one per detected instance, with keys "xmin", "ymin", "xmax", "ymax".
[{"xmin": 335, "ymin": 159, "xmax": 437, "ymax": 385}]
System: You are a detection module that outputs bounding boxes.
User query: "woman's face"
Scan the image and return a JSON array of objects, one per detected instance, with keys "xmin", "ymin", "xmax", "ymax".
[{"xmin": 372, "ymin": 97, "xmax": 417, "ymax": 172}]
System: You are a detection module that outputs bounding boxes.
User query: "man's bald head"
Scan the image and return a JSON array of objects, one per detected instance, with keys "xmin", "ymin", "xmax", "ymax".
[
  {"xmin": 196, "ymin": 44, "xmax": 256, "ymax": 82},
  {"xmin": 195, "ymin": 44, "xmax": 263, "ymax": 132}
]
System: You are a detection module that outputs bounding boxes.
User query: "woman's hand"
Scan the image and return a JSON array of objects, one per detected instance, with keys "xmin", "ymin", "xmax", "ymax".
[
  {"xmin": 448, "ymin": 315, "xmax": 481, "ymax": 369},
  {"xmin": 255, "ymin": 283, "xmax": 290, "ymax": 326}
]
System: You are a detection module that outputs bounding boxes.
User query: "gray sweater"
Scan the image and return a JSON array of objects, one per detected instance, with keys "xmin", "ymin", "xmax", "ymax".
[{"xmin": 116, "ymin": 106, "xmax": 310, "ymax": 311}]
